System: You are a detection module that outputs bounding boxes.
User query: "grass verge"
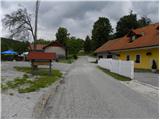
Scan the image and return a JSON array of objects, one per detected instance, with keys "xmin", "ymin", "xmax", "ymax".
[
  {"xmin": 58, "ymin": 54, "xmax": 78, "ymax": 64},
  {"xmin": 2, "ymin": 67, "xmax": 62, "ymax": 93},
  {"xmin": 58, "ymin": 58, "xmax": 74, "ymax": 64},
  {"xmin": 134, "ymin": 68, "xmax": 151, "ymax": 72},
  {"xmin": 97, "ymin": 66, "xmax": 131, "ymax": 81}
]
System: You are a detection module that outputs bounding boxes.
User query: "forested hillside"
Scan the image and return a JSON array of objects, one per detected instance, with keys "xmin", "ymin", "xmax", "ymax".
[{"xmin": 1, "ymin": 37, "xmax": 29, "ymax": 54}]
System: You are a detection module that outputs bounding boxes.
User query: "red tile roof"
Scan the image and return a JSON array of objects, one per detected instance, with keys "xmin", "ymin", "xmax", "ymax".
[
  {"xmin": 29, "ymin": 44, "xmax": 46, "ymax": 50},
  {"xmin": 95, "ymin": 23, "xmax": 159, "ymax": 53},
  {"xmin": 27, "ymin": 52, "xmax": 56, "ymax": 60},
  {"xmin": 43, "ymin": 41, "xmax": 65, "ymax": 49}
]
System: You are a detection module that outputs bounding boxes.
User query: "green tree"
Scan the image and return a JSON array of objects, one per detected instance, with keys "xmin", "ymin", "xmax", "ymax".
[
  {"xmin": 84, "ymin": 35, "xmax": 91, "ymax": 53},
  {"xmin": 1, "ymin": 37, "xmax": 29, "ymax": 54},
  {"xmin": 116, "ymin": 10, "xmax": 139, "ymax": 38},
  {"xmin": 55, "ymin": 27, "xmax": 70, "ymax": 46},
  {"xmin": 34, "ymin": 38, "xmax": 50, "ymax": 45},
  {"xmin": 137, "ymin": 17, "xmax": 151, "ymax": 28},
  {"xmin": 91, "ymin": 17, "xmax": 112, "ymax": 50},
  {"xmin": 66, "ymin": 37, "xmax": 84, "ymax": 55},
  {"xmin": 55, "ymin": 27, "xmax": 70, "ymax": 58}
]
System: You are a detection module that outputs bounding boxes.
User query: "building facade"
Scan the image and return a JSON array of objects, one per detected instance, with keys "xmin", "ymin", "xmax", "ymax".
[
  {"xmin": 95, "ymin": 23, "xmax": 159, "ymax": 70},
  {"xmin": 43, "ymin": 41, "xmax": 65, "ymax": 59}
]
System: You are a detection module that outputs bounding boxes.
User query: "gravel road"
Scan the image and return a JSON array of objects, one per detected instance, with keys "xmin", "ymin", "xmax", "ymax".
[{"xmin": 41, "ymin": 56, "xmax": 158, "ymax": 119}]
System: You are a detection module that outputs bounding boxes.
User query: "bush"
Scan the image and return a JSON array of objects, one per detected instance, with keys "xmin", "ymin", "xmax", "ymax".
[
  {"xmin": 152, "ymin": 60, "xmax": 157, "ymax": 69},
  {"xmin": 73, "ymin": 54, "xmax": 78, "ymax": 59},
  {"xmin": 1, "ymin": 54, "xmax": 15, "ymax": 61}
]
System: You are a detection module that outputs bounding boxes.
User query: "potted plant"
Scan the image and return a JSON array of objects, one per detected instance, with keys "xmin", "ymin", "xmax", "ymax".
[{"xmin": 151, "ymin": 60, "xmax": 157, "ymax": 73}]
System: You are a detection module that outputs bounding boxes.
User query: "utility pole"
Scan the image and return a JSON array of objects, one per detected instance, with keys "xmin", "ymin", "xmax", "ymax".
[{"xmin": 34, "ymin": 0, "xmax": 40, "ymax": 50}]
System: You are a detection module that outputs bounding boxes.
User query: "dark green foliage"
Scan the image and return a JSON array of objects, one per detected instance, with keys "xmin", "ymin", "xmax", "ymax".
[
  {"xmin": 34, "ymin": 38, "xmax": 50, "ymax": 45},
  {"xmin": 137, "ymin": 17, "xmax": 151, "ymax": 28},
  {"xmin": 84, "ymin": 35, "xmax": 91, "ymax": 53},
  {"xmin": 115, "ymin": 11, "xmax": 152, "ymax": 38},
  {"xmin": 152, "ymin": 60, "xmax": 157, "ymax": 69},
  {"xmin": 55, "ymin": 27, "xmax": 70, "ymax": 58},
  {"xmin": 91, "ymin": 17, "xmax": 112, "ymax": 50},
  {"xmin": 56, "ymin": 27, "xmax": 70, "ymax": 46},
  {"xmin": 66, "ymin": 37, "xmax": 84, "ymax": 55},
  {"xmin": 1, "ymin": 54, "xmax": 15, "ymax": 61},
  {"xmin": 116, "ymin": 11, "xmax": 139, "ymax": 38},
  {"xmin": 73, "ymin": 54, "xmax": 78, "ymax": 59},
  {"xmin": 1, "ymin": 37, "xmax": 29, "ymax": 54}
]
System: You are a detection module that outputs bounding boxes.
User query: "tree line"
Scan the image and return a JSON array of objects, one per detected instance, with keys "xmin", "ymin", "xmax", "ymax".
[
  {"xmin": 2, "ymin": 7, "xmax": 151, "ymax": 55},
  {"xmin": 84, "ymin": 10, "xmax": 151, "ymax": 53}
]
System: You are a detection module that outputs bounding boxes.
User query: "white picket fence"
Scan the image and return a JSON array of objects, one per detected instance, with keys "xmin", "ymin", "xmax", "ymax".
[{"xmin": 98, "ymin": 58, "xmax": 134, "ymax": 79}]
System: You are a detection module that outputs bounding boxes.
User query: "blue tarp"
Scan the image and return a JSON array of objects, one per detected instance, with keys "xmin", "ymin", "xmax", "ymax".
[{"xmin": 1, "ymin": 50, "xmax": 17, "ymax": 55}]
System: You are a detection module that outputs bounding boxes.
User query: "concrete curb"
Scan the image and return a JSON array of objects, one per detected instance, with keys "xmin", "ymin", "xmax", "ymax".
[
  {"xmin": 133, "ymin": 79, "xmax": 159, "ymax": 90},
  {"xmin": 32, "ymin": 78, "xmax": 62, "ymax": 118}
]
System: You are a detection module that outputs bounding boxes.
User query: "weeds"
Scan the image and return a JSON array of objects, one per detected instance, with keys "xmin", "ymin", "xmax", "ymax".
[{"xmin": 2, "ymin": 67, "xmax": 62, "ymax": 93}]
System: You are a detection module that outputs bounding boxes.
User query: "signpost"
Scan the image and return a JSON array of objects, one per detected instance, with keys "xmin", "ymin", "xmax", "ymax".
[{"xmin": 28, "ymin": 51, "xmax": 56, "ymax": 75}]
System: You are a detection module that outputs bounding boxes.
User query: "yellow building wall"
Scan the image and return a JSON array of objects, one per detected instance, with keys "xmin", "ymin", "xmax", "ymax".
[{"xmin": 118, "ymin": 48, "xmax": 159, "ymax": 70}]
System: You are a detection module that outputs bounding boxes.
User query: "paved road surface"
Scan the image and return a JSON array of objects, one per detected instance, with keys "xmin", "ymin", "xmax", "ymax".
[
  {"xmin": 41, "ymin": 56, "xmax": 158, "ymax": 119},
  {"xmin": 135, "ymin": 72, "xmax": 159, "ymax": 87}
]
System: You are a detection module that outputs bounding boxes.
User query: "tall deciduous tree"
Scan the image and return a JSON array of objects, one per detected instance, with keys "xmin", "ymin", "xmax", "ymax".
[
  {"xmin": 84, "ymin": 35, "xmax": 91, "ymax": 53},
  {"xmin": 55, "ymin": 27, "xmax": 70, "ymax": 58},
  {"xmin": 91, "ymin": 17, "xmax": 112, "ymax": 50},
  {"xmin": 116, "ymin": 10, "xmax": 139, "ymax": 38},
  {"xmin": 2, "ymin": 8, "xmax": 34, "ymax": 40},
  {"xmin": 2, "ymin": 0, "xmax": 40, "ymax": 50},
  {"xmin": 55, "ymin": 27, "xmax": 70, "ymax": 46}
]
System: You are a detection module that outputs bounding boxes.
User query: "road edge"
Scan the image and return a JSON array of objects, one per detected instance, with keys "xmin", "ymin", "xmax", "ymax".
[{"xmin": 32, "ymin": 78, "xmax": 63, "ymax": 118}]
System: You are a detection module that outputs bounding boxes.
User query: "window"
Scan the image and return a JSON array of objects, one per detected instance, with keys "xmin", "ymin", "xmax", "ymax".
[
  {"xmin": 135, "ymin": 55, "xmax": 141, "ymax": 63},
  {"xmin": 107, "ymin": 55, "xmax": 112, "ymax": 58},
  {"xmin": 126, "ymin": 55, "xmax": 130, "ymax": 61},
  {"xmin": 99, "ymin": 56, "xmax": 103, "ymax": 59}
]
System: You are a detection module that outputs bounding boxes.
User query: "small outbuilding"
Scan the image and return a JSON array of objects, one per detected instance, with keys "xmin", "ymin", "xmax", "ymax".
[{"xmin": 43, "ymin": 41, "xmax": 66, "ymax": 60}]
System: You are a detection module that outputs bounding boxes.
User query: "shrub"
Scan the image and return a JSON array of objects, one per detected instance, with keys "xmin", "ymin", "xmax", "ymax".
[
  {"xmin": 152, "ymin": 60, "xmax": 157, "ymax": 69},
  {"xmin": 73, "ymin": 54, "xmax": 78, "ymax": 59}
]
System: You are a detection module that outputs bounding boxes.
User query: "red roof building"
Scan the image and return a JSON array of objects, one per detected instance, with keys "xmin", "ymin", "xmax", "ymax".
[
  {"xmin": 95, "ymin": 23, "xmax": 159, "ymax": 70},
  {"xmin": 43, "ymin": 41, "xmax": 66, "ymax": 59},
  {"xmin": 95, "ymin": 23, "xmax": 159, "ymax": 53}
]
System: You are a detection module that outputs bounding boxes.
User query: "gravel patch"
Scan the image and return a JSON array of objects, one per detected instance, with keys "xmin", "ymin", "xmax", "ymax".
[{"xmin": 1, "ymin": 61, "xmax": 71, "ymax": 119}]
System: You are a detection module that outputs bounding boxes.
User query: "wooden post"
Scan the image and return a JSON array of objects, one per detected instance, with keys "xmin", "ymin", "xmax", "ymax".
[
  {"xmin": 31, "ymin": 60, "xmax": 34, "ymax": 74},
  {"xmin": 49, "ymin": 60, "xmax": 52, "ymax": 75}
]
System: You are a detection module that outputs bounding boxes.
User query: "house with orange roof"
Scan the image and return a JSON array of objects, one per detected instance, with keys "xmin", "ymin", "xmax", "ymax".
[
  {"xmin": 43, "ymin": 41, "xmax": 66, "ymax": 59},
  {"xmin": 28, "ymin": 41, "xmax": 66, "ymax": 59},
  {"xmin": 95, "ymin": 23, "xmax": 159, "ymax": 70}
]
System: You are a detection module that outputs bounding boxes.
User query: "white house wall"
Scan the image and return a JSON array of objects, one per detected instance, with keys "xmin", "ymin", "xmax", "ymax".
[{"xmin": 44, "ymin": 46, "xmax": 65, "ymax": 58}]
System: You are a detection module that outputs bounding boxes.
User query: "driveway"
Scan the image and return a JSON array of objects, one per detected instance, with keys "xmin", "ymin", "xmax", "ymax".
[
  {"xmin": 134, "ymin": 72, "xmax": 159, "ymax": 87},
  {"xmin": 41, "ymin": 56, "xmax": 158, "ymax": 119}
]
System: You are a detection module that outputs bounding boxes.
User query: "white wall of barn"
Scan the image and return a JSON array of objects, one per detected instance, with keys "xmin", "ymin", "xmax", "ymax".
[{"xmin": 44, "ymin": 46, "xmax": 65, "ymax": 58}]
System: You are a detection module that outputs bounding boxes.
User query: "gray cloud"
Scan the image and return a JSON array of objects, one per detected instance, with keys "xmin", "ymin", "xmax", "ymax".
[{"xmin": 1, "ymin": 1, "xmax": 159, "ymax": 41}]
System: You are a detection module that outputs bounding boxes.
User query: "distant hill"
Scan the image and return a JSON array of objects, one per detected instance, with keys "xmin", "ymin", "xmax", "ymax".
[{"xmin": 1, "ymin": 37, "xmax": 29, "ymax": 54}]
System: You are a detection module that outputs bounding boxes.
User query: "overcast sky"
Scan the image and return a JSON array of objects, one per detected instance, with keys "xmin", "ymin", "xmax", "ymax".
[{"xmin": 0, "ymin": 0, "xmax": 159, "ymax": 41}]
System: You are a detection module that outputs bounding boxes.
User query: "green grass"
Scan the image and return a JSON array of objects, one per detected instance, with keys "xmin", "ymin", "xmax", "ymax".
[
  {"xmin": 58, "ymin": 58, "xmax": 74, "ymax": 64},
  {"xmin": 2, "ymin": 67, "xmax": 62, "ymax": 93},
  {"xmin": 97, "ymin": 66, "xmax": 131, "ymax": 81},
  {"xmin": 58, "ymin": 55, "xmax": 77, "ymax": 64},
  {"xmin": 134, "ymin": 68, "xmax": 151, "ymax": 72}
]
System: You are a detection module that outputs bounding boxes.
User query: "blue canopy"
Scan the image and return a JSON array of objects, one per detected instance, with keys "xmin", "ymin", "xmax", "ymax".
[{"xmin": 1, "ymin": 50, "xmax": 17, "ymax": 55}]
